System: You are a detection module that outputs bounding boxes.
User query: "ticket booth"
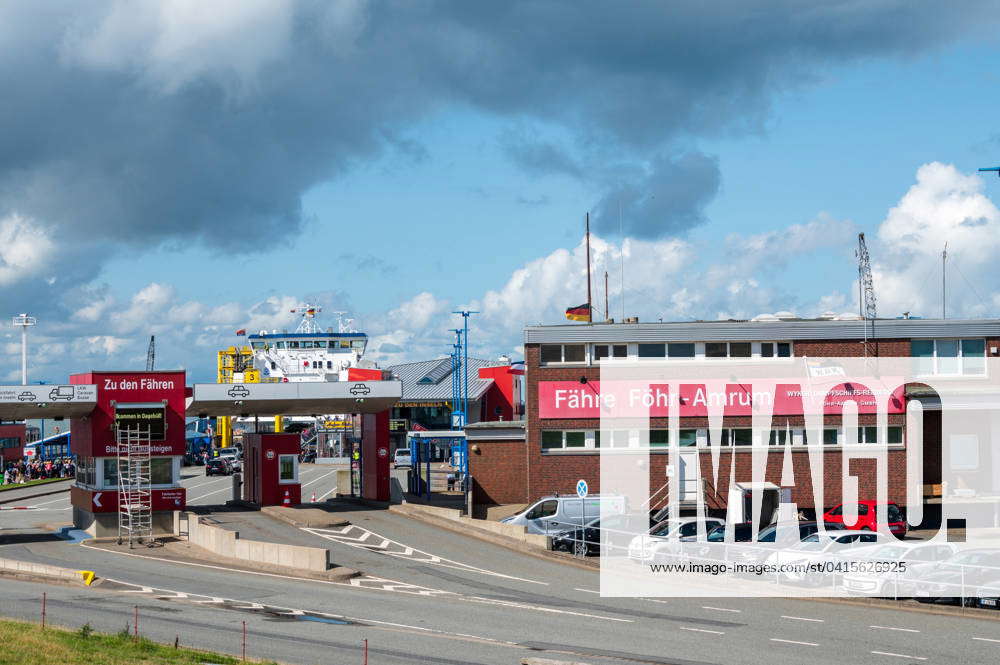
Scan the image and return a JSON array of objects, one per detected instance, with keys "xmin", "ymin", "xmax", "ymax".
[
  {"xmin": 243, "ymin": 433, "xmax": 301, "ymax": 506},
  {"xmin": 69, "ymin": 371, "xmax": 187, "ymax": 538}
]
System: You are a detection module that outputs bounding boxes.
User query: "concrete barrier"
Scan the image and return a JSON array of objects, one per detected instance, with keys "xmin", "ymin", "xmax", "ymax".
[
  {"xmin": 389, "ymin": 503, "xmax": 551, "ymax": 549},
  {"xmin": 185, "ymin": 513, "xmax": 330, "ymax": 572},
  {"xmin": 0, "ymin": 556, "xmax": 94, "ymax": 586}
]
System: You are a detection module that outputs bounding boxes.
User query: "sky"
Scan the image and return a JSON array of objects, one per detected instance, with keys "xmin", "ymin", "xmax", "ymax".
[{"xmin": 3, "ymin": 1, "xmax": 1000, "ymax": 383}]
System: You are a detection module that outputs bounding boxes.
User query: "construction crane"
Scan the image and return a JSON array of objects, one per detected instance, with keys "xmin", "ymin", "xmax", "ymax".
[
  {"xmin": 856, "ymin": 233, "xmax": 877, "ymax": 357},
  {"xmin": 145, "ymin": 335, "xmax": 155, "ymax": 371}
]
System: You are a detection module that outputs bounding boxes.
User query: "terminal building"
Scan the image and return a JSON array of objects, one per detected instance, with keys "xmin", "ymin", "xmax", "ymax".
[{"xmin": 467, "ymin": 316, "xmax": 1000, "ymax": 520}]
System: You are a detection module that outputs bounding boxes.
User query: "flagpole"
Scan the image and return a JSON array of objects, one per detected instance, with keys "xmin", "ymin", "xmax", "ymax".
[{"xmin": 586, "ymin": 213, "xmax": 592, "ymax": 322}]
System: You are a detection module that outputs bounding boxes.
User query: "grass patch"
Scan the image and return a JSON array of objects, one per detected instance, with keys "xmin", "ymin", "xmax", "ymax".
[
  {"xmin": 0, "ymin": 618, "xmax": 278, "ymax": 665},
  {"xmin": 0, "ymin": 477, "xmax": 70, "ymax": 493}
]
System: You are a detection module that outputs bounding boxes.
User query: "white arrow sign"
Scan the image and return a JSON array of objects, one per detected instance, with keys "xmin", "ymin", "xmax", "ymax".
[{"xmin": 93, "ymin": 492, "xmax": 102, "ymax": 508}]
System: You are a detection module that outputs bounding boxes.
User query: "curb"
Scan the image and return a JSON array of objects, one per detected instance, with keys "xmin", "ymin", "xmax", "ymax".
[
  {"xmin": 0, "ymin": 480, "xmax": 73, "ymax": 506},
  {"xmin": 797, "ymin": 594, "xmax": 1000, "ymax": 621},
  {"xmin": 389, "ymin": 504, "xmax": 599, "ymax": 572},
  {"xmin": 260, "ymin": 506, "xmax": 351, "ymax": 529},
  {"xmin": 0, "ymin": 556, "xmax": 97, "ymax": 588}
]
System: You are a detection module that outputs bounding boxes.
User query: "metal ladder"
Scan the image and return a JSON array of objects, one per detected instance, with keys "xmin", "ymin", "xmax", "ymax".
[{"xmin": 116, "ymin": 424, "xmax": 154, "ymax": 548}]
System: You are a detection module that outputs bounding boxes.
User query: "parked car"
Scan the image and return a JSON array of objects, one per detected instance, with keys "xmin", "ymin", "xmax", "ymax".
[
  {"xmin": 681, "ymin": 521, "xmax": 835, "ymax": 566},
  {"xmin": 205, "ymin": 458, "xmax": 233, "ymax": 476},
  {"xmin": 841, "ymin": 542, "xmax": 959, "ymax": 597},
  {"xmin": 393, "ymin": 448, "xmax": 412, "ymax": 469},
  {"xmin": 908, "ymin": 548, "xmax": 1000, "ymax": 605},
  {"xmin": 822, "ymin": 501, "xmax": 907, "ymax": 537},
  {"xmin": 630, "ymin": 518, "xmax": 725, "ymax": 564},
  {"xmin": 501, "ymin": 494, "xmax": 628, "ymax": 535},
  {"xmin": 552, "ymin": 514, "xmax": 658, "ymax": 557},
  {"xmin": 975, "ymin": 579, "xmax": 1000, "ymax": 609},
  {"xmin": 765, "ymin": 530, "xmax": 891, "ymax": 586}
]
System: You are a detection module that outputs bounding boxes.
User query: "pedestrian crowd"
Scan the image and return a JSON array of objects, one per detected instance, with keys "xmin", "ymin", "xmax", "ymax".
[{"xmin": 1, "ymin": 457, "xmax": 75, "ymax": 485}]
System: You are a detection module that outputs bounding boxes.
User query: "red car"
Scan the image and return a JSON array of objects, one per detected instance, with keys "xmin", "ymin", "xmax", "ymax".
[{"xmin": 823, "ymin": 501, "xmax": 906, "ymax": 537}]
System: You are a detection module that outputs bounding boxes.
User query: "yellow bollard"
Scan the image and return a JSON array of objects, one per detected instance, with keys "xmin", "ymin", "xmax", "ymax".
[{"xmin": 77, "ymin": 570, "xmax": 95, "ymax": 586}]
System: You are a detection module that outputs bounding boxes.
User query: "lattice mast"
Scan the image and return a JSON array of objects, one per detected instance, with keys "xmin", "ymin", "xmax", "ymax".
[
  {"xmin": 117, "ymin": 424, "xmax": 153, "ymax": 548},
  {"xmin": 856, "ymin": 233, "xmax": 878, "ymax": 356},
  {"xmin": 145, "ymin": 335, "xmax": 155, "ymax": 371}
]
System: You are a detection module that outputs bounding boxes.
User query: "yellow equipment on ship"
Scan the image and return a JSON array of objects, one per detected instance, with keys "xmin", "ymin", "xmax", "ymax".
[{"xmin": 216, "ymin": 346, "xmax": 283, "ymax": 448}]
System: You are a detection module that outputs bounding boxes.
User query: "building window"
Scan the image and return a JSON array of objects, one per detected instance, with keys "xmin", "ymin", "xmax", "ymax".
[
  {"xmin": 540, "ymin": 344, "xmax": 585, "ymax": 364},
  {"xmin": 912, "ymin": 339, "xmax": 985, "ymax": 375},
  {"xmin": 638, "ymin": 343, "xmax": 665, "ymax": 358},
  {"xmin": 678, "ymin": 429, "xmax": 699, "ymax": 447},
  {"xmin": 541, "ymin": 430, "xmax": 597, "ymax": 450},
  {"xmin": 327, "ymin": 361, "xmax": 333, "ymax": 369},
  {"xmin": 593, "ymin": 344, "xmax": 627, "ymax": 361},
  {"xmin": 720, "ymin": 428, "xmax": 753, "ymax": 446},
  {"xmin": 0, "ymin": 437, "xmax": 19, "ymax": 449},
  {"xmin": 276, "ymin": 341, "xmax": 285, "ymax": 349},
  {"xmin": 761, "ymin": 342, "xmax": 792, "ymax": 358},
  {"xmin": 288, "ymin": 341, "xmax": 300, "ymax": 349},
  {"xmin": 705, "ymin": 342, "xmax": 751, "ymax": 358},
  {"xmin": 279, "ymin": 455, "xmax": 297, "ymax": 482},
  {"xmin": 650, "ymin": 430, "xmax": 669, "ymax": 448},
  {"xmin": 668, "ymin": 343, "xmax": 696, "ymax": 358}
]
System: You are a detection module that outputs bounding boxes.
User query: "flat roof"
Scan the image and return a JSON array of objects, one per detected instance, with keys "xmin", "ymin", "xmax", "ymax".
[
  {"xmin": 185, "ymin": 380, "xmax": 401, "ymax": 417},
  {"xmin": 524, "ymin": 318, "xmax": 1000, "ymax": 344}
]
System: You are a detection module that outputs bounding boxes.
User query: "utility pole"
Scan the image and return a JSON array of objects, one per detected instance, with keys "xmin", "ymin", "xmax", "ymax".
[
  {"xmin": 856, "ymin": 234, "xmax": 877, "ymax": 357},
  {"xmin": 942, "ymin": 243, "xmax": 948, "ymax": 319},
  {"xmin": 12, "ymin": 313, "xmax": 36, "ymax": 385},
  {"xmin": 604, "ymin": 271, "xmax": 609, "ymax": 321},
  {"xmin": 452, "ymin": 310, "xmax": 478, "ymax": 427},
  {"xmin": 585, "ymin": 213, "xmax": 592, "ymax": 322}
]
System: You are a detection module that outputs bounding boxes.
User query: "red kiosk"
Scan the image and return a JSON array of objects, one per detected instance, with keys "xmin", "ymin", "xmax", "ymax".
[
  {"xmin": 69, "ymin": 371, "xmax": 187, "ymax": 537},
  {"xmin": 242, "ymin": 433, "xmax": 301, "ymax": 506}
]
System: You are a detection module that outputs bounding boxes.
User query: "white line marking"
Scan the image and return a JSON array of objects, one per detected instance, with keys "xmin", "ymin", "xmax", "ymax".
[
  {"xmin": 781, "ymin": 615, "xmax": 825, "ymax": 623},
  {"xmin": 870, "ymin": 625, "xmax": 920, "ymax": 633},
  {"xmin": 973, "ymin": 637, "xmax": 1000, "ymax": 644},
  {"xmin": 771, "ymin": 639, "xmax": 818, "ymax": 647},
  {"xmin": 575, "ymin": 588, "xmax": 599, "ymax": 594},
  {"xmin": 300, "ymin": 470, "xmax": 338, "ymax": 489},
  {"xmin": 680, "ymin": 627, "xmax": 724, "ymax": 635},
  {"xmin": 703, "ymin": 606, "xmax": 741, "ymax": 613},
  {"xmin": 871, "ymin": 651, "xmax": 927, "ymax": 660},
  {"xmin": 317, "ymin": 485, "xmax": 338, "ymax": 501},
  {"xmin": 186, "ymin": 485, "xmax": 234, "ymax": 502},
  {"xmin": 30, "ymin": 495, "xmax": 71, "ymax": 507}
]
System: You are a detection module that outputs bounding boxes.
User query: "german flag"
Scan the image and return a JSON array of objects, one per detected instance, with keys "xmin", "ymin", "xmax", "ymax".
[{"xmin": 565, "ymin": 303, "xmax": 592, "ymax": 322}]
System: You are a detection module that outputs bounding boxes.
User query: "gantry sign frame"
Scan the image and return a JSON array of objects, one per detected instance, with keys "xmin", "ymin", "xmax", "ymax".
[
  {"xmin": 185, "ymin": 380, "xmax": 402, "ymax": 418},
  {"xmin": 0, "ymin": 384, "xmax": 98, "ymax": 420}
]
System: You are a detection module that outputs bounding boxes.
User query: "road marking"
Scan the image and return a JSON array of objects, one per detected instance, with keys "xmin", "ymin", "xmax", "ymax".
[
  {"xmin": 781, "ymin": 615, "xmax": 824, "ymax": 623},
  {"xmin": 870, "ymin": 625, "xmax": 920, "ymax": 633},
  {"xmin": 871, "ymin": 651, "xmax": 927, "ymax": 660},
  {"xmin": 82, "ymin": 544, "xmax": 623, "ymax": 624},
  {"xmin": 300, "ymin": 470, "xmax": 338, "ymax": 489},
  {"xmin": 973, "ymin": 637, "xmax": 1000, "ymax": 643},
  {"xmin": 679, "ymin": 627, "xmax": 724, "ymax": 635},
  {"xmin": 186, "ymin": 485, "xmax": 234, "ymax": 503},
  {"xmin": 304, "ymin": 524, "xmax": 548, "ymax": 585},
  {"xmin": 770, "ymin": 639, "xmax": 818, "ymax": 647},
  {"xmin": 702, "ymin": 606, "xmax": 741, "ymax": 613},
  {"xmin": 574, "ymin": 588, "xmax": 599, "ymax": 594},
  {"xmin": 317, "ymin": 485, "xmax": 338, "ymax": 501},
  {"xmin": 30, "ymin": 495, "xmax": 72, "ymax": 507}
]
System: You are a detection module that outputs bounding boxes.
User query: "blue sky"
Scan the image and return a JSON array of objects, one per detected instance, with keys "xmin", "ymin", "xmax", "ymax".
[{"xmin": 3, "ymin": 3, "xmax": 1000, "ymax": 382}]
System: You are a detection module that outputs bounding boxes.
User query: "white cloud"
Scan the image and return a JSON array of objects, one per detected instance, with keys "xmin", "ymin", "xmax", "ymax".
[
  {"xmin": 64, "ymin": 0, "xmax": 297, "ymax": 94},
  {"xmin": 0, "ymin": 213, "xmax": 55, "ymax": 286}
]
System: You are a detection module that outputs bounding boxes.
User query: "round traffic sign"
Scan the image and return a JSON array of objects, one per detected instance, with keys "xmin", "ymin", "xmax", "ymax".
[
  {"xmin": 576, "ymin": 479, "xmax": 588, "ymax": 498},
  {"xmin": 265, "ymin": 449, "xmax": 275, "ymax": 460},
  {"xmin": 378, "ymin": 447, "xmax": 388, "ymax": 458}
]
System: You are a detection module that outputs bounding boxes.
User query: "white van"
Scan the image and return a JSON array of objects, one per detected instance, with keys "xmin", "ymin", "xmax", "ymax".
[
  {"xmin": 393, "ymin": 448, "xmax": 412, "ymax": 469},
  {"xmin": 501, "ymin": 494, "xmax": 628, "ymax": 535}
]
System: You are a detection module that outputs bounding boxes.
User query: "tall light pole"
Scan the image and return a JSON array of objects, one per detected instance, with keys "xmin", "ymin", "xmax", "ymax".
[
  {"xmin": 12, "ymin": 313, "xmax": 36, "ymax": 385},
  {"xmin": 452, "ymin": 310, "xmax": 478, "ymax": 426}
]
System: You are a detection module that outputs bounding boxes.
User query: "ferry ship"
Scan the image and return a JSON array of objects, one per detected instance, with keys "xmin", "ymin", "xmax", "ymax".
[{"xmin": 245, "ymin": 305, "xmax": 376, "ymax": 382}]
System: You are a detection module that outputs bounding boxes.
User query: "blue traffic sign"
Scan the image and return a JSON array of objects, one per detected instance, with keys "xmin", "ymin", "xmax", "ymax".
[{"xmin": 576, "ymin": 479, "xmax": 588, "ymax": 498}]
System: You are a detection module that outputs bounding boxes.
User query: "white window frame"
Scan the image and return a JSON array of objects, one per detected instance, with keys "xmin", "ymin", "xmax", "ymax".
[
  {"xmin": 278, "ymin": 454, "xmax": 299, "ymax": 484},
  {"xmin": 912, "ymin": 338, "xmax": 986, "ymax": 376},
  {"xmin": 591, "ymin": 343, "xmax": 628, "ymax": 363}
]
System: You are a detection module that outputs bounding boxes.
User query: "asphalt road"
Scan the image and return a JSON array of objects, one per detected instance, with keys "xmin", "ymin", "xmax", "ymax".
[{"xmin": 2, "ymin": 474, "xmax": 1000, "ymax": 664}]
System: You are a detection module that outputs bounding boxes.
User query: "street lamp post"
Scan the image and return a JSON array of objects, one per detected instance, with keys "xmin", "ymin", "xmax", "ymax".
[{"xmin": 12, "ymin": 313, "xmax": 36, "ymax": 385}]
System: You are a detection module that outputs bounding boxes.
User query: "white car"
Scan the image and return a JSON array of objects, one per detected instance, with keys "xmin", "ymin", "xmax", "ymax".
[
  {"xmin": 629, "ymin": 518, "xmax": 725, "ymax": 564},
  {"xmin": 765, "ymin": 530, "xmax": 891, "ymax": 585},
  {"xmin": 841, "ymin": 541, "xmax": 959, "ymax": 597},
  {"xmin": 393, "ymin": 449, "xmax": 412, "ymax": 468}
]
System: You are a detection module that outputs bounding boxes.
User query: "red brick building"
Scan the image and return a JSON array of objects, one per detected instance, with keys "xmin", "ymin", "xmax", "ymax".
[
  {"xmin": 467, "ymin": 317, "xmax": 1000, "ymax": 515},
  {"xmin": 0, "ymin": 422, "xmax": 26, "ymax": 461}
]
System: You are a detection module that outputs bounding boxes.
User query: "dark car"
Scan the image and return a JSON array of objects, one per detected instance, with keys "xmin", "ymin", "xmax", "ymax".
[
  {"xmin": 552, "ymin": 514, "xmax": 657, "ymax": 557},
  {"xmin": 205, "ymin": 458, "xmax": 232, "ymax": 476}
]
